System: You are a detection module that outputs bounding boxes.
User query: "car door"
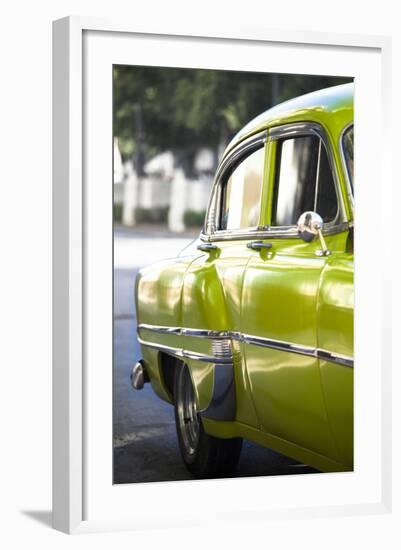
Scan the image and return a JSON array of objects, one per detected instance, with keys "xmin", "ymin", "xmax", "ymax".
[
  {"xmin": 181, "ymin": 132, "xmax": 268, "ymax": 427},
  {"xmin": 241, "ymin": 123, "xmax": 349, "ymax": 463}
]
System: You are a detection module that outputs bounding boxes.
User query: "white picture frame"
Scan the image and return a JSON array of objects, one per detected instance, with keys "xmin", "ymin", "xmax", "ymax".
[{"xmin": 52, "ymin": 16, "xmax": 392, "ymax": 534}]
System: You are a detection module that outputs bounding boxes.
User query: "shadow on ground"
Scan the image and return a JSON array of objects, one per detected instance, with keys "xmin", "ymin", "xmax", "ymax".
[{"xmin": 114, "ymin": 424, "xmax": 317, "ymax": 484}]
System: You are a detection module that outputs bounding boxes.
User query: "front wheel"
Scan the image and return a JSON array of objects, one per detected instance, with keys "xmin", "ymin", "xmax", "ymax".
[{"xmin": 174, "ymin": 364, "xmax": 242, "ymax": 478}]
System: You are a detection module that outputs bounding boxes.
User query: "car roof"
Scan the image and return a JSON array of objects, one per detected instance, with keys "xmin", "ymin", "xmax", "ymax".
[{"xmin": 224, "ymin": 82, "xmax": 354, "ymax": 157}]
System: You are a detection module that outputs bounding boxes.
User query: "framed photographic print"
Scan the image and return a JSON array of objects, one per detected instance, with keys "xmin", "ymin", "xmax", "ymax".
[
  {"xmin": 113, "ymin": 65, "xmax": 353, "ymax": 486},
  {"xmin": 52, "ymin": 16, "xmax": 392, "ymax": 534}
]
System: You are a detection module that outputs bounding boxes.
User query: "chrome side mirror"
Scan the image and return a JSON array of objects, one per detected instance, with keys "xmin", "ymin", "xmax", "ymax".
[{"xmin": 297, "ymin": 211, "xmax": 330, "ymax": 256}]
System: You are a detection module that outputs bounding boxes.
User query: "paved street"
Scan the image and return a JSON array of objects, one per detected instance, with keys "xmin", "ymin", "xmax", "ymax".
[{"xmin": 113, "ymin": 226, "xmax": 317, "ymax": 483}]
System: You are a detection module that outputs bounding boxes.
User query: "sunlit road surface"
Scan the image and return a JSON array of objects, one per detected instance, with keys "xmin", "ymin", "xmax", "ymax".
[{"xmin": 113, "ymin": 225, "xmax": 317, "ymax": 483}]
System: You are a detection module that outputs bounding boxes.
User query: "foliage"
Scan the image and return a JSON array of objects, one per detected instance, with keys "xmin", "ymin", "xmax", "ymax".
[
  {"xmin": 113, "ymin": 203, "xmax": 123, "ymax": 223},
  {"xmin": 183, "ymin": 210, "xmax": 206, "ymax": 228},
  {"xmin": 114, "ymin": 65, "xmax": 352, "ymax": 174},
  {"xmin": 135, "ymin": 206, "xmax": 169, "ymax": 224}
]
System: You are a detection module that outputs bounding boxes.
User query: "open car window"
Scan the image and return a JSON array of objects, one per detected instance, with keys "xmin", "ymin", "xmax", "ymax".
[{"xmin": 219, "ymin": 146, "xmax": 265, "ymax": 231}]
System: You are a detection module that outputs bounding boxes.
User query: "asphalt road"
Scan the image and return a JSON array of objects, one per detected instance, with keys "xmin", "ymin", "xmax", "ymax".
[{"xmin": 113, "ymin": 226, "xmax": 317, "ymax": 483}]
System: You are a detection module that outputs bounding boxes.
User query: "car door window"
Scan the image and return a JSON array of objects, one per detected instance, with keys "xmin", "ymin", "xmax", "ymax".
[
  {"xmin": 342, "ymin": 125, "xmax": 354, "ymax": 191},
  {"xmin": 220, "ymin": 146, "xmax": 265, "ymax": 230},
  {"xmin": 272, "ymin": 135, "xmax": 338, "ymax": 226}
]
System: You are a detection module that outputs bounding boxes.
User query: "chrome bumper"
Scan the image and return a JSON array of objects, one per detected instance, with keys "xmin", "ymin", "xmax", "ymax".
[{"xmin": 130, "ymin": 360, "xmax": 149, "ymax": 390}]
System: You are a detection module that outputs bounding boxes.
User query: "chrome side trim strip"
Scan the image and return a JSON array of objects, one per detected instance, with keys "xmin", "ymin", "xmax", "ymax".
[
  {"xmin": 241, "ymin": 333, "xmax": 316, "ymax": 358},
  {"xmin": 181, "ymin": 327, "xmax": 231, "ymax": 339},
  {"xmin": 241, "ymin": 333, "xmax": 354, "ymax": 367},
  {"xmin": 316, "ymin": 349, "xmax": 354, "ymax": 368},
  {"xmin": 139, "ymin": 323, "xmax": 182, "ymax": 336},
  {"xmin": 137, "ymin": 336, "xmax": 233, "ymax": 364},
  {"xmin": 140, "ymin": 324, "xmax": 234, "ymax": 340},
  {"xmin": 138, "ymin": 324, "xmax": 353, "ymax": 368}
]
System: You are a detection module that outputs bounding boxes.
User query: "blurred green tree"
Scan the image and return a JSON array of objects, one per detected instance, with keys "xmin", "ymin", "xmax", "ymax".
[{"xmin": 113, "ymin": 66, "xmax": 351, "ymax": 175}]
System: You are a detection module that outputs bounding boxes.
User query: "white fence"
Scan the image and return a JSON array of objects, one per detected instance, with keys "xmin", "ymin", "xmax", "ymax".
[{"xmin": 114, "ymin": 146, "xmax": 214, "ymax": 232}]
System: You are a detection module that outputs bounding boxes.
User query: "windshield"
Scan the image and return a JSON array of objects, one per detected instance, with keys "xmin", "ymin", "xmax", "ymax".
[{"xmin": 342, "ymin": 125, "xmax": 354, "ymax": 191}]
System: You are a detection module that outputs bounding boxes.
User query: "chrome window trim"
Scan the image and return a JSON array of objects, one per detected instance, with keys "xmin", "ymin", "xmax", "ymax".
[
  {"xmin": 269, "ymin": 122, "xmax": 322, "ymax": 140},
  {"xmin": 268, "ymin": 121, "xmax": 345, "ymax": 229},
  {"xmin": 138, "ymin": 323, "xmax": 353, "ymax": 368},
  {"xmin": 339, "ymin": 122, "xmax": 354, "ymax": 214},
  {"xmin": 203, "ymin": 130, "xmax": 267, "ymax": 235},
  {"xmin": 203, "ymin": 122, "xmax": 350, "ymax": 242},
  {"xmin": 200, "ymin": 221, "xmax": 351, "ymax": 243},
  {"xmin": 215, "ymin": 130, "xmax": 267, "ymax": 183}
]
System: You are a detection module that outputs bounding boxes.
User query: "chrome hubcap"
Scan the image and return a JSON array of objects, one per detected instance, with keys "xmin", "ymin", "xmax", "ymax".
[{"xmin": 177, "ymin": 367, "xmax": 200, "ymax": 456}]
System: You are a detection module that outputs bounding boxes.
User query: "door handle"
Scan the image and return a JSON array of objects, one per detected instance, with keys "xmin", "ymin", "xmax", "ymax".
[
  {"xmin": 247, "ymin": 241, "xmax": 272, "ymax": 251},
  {"xmin": 197, "ymin": 242, "xmax": 218, "ymax": 253}
]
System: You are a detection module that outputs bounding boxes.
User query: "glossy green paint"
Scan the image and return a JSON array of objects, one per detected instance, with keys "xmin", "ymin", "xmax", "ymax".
[
  {"xmin": 242, "ymin": 238, "xmax": 339, "ymax": 461},
  {"xmin": 181, "ymin": 242, "xmax": 261, "ymax": 427},
  {"xmin": 135, "ymin": 83, "xmax": 354, "ymax": 472},
  {"xmin": 317, "ymin": 254, "xmax": 354, "ymax": 465}
]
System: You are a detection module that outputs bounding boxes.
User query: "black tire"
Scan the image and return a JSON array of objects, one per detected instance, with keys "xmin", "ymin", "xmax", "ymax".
[{"xmin": 173, "ymin": 364, "xmax": 242, "ymax": 478}]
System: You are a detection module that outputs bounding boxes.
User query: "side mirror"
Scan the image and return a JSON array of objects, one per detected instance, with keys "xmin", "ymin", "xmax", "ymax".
[{"xmin": 296, "ymin": 211, "xmax": 330, "ymax": 256}]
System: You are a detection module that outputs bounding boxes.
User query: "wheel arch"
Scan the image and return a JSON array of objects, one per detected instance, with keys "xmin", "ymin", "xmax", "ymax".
[{"xmin": 159, "ymin": 352, "xmax": 181, "ymax": 402}]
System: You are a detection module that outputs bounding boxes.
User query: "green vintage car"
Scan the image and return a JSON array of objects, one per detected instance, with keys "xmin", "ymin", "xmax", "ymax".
[{"xmin": 132, "ymin": 83, "xmax": 354, "ymax": 477}]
